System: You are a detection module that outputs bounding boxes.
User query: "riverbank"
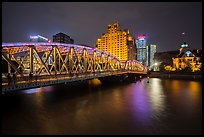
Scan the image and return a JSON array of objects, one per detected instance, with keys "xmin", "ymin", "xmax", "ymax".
[{"xmin": 148, "ymin": 71, "xmax": 202, "ymax": 80}]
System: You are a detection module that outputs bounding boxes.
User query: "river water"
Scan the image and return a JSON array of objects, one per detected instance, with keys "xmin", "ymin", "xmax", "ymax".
[{"xmin": 2, "ymin": 78, "xmax": 202, "ymax": 135}]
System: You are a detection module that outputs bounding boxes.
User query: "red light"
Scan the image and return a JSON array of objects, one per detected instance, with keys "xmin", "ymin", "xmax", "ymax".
[{"xmin": 137, "ymin": 35, "xmax": 146, "ymax": 39}]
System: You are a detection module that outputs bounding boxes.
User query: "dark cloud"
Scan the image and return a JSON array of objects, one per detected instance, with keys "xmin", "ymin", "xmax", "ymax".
[{"xmin": 2, "ymin": 2, "xmax": 202, "ymax": 52}]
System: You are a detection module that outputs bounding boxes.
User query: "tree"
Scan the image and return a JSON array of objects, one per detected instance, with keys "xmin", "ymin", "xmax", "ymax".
[
  {"xmin": 164, "ymin": 65, "xmax": 173, "ymax": 72},
  {"xmin": 159, "ymin": 62, "xmax": 169, "ymax": 72}
]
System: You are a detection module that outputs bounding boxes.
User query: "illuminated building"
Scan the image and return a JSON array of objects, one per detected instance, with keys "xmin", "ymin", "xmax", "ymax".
[
  {"xmin": 96, "ymin": 23, "xmax": 136, "ymax": 61},
  {"xmin": 172, "ymin": 43, "xmax": 202, "ymax": 72},
  {"xmin": 125, "ymin": 29, "xmax": 137, "ymax": 60},
  {"xmin": 136, "ymin": 35, "xmax": 147, "ymax": 66},
  {"xmin": 30, "ymin": 35, "xmax": 49, "ymax": 42},
  {"xmin": 147, "ymin": 44, "xmax": 156, "ymax": 66},
  {"xmin": 53, "ymin": 32, "xmax": 74, "ymax": 44}
]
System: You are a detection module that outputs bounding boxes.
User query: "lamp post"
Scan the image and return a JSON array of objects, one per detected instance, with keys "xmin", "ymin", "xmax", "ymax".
[
  {"xmin": 153, "ymin": 62, "xmax": 161, "ymax": 71},
  {"xmin": 153, "ymin": 62, "xmax": 158, "ymax": 71}
]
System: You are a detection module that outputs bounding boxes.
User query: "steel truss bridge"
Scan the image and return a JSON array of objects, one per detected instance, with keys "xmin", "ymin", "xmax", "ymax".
[{"xmin": 2, "ymin": 42, "xmax": 147, "ymax": 92}]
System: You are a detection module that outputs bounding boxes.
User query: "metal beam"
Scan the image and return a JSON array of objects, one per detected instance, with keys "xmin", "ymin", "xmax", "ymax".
[
  {"xmin": 7, "ymin": 53, "xmax": 11, "ymax": 73},
  {"xmin": 33, "ymin": 48, "xmax": 52, "ymax": 76},
  {"xmin": 2, "ymin": 52, "xmax": 24, "ymax": 77},
  {"xmin": 29, "ymin": 47, "xmax": 33, "ymax": 73}
]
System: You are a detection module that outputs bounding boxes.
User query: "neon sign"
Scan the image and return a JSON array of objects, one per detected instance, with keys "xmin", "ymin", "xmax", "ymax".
[
  {"xmin": 37, "ymin": 35, "xmax": 48, "ymax": 41},
  {"xmin": 30, "ymin": 36, "xmax": 38, "ymax": 39},
  {"xmin": 30, "ymin": 35, "xmax": 48, "ymax": 41}
]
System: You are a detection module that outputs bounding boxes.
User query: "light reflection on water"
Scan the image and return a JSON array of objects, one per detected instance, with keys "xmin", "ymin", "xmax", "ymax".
[
  {"xmin": 21, "ymin": 88, "xmax": 39, "ymax": 94},
  {"xmin": 131, "ymin": 81, "xmax": 150, "ymax": 119},
  {"xmin": 2, "ymin": 78, "xmax": 202, "ymax": 135},
  {"xmin": 147, "ymin": 78, "xmax": 165, "ymax": 113},
  {"xmin": 21, "ymin": 86, "xmax": 54, "ymax": 94}
]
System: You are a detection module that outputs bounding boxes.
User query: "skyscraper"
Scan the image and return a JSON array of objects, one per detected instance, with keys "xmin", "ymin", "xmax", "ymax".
[
  {"xmin": 147, "ymin": 44, "xmax": 156, "ymax": 67},
  {"xmin": 125, "ymin": 29, "xmax": 137, "ymax": 60},
  {"xmin": 96, "ymin": 23, "xmax": 136, "ymax": 61},
  {"xmin": 53, "ymin": 32, "xmax": 74, "ymax": 44},
  {"xmin": 136, "ymin": 35, "xmax": 147, "ymax": 66}
]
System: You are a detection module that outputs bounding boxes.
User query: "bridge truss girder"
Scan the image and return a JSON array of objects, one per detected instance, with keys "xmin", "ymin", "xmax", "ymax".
[
  {"xmin": 124, "ymin": 60, "xmax": 146, "ymax": 72},
  {"xmin": 2, "ymin": 43, "xmax": 126, "ymax": 77}
]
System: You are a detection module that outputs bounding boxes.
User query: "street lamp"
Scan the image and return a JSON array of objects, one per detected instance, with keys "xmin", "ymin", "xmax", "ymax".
[{"xmin": 154, "ymin": 62, "xmax": 159, "ymax": 71}]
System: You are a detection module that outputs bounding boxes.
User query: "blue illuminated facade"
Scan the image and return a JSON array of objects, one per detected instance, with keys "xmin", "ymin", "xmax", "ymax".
[{"xmin": 136, "ymin": 35, "xmax": 147, "ymax": 66}]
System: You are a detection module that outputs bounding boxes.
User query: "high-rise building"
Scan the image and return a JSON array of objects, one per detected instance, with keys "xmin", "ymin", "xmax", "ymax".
[
  {"xmin": 147, "ymin": 44, "xmax": 156, "ymax": 67},
  {"xmin": 96, "ymin": 23, "xmax": 136, "ymax": 61},
  {"xmin": 53, "ymin": 32, "xmax": 74, "ymax": 44},
  {"xmin": 136, "ymin": 35, "xmax": 147, "ymax": 66},
  {"xmin": 125, "ymin": 29, "xmax": 137, "ymax": 60},
  {"xmin": 30, "ymin": 35, "xmax": 49, "ymax": 42}
]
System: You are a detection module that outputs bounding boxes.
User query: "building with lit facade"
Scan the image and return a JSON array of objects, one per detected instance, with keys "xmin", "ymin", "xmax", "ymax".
[
  {"xmin": 96, "ymin": 23, "xmax": 136, "ymax": 61},
  {"xmin": 126, "ymin": 29, "xmax": 137, "ymax": 61},
  {"xmin": 136, "ymin": 35, "xmax": 147, "ymax": 66},
  {"xmin": 53, "ymin": 32, "xmax": 74, "ymax": 44},
  {"xmin": 30, "ymin": 35, "xmax": 49, "ymax": 42},
  {"xmin": 172, "ymin": 43, "xmax": 202, "ymax": 72},
  {"xmin": 147, "ymin": 44, "xmax": 156, "ymax": 67}
]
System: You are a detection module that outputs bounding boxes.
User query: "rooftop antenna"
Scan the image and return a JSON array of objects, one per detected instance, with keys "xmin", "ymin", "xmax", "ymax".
[{"xmin": 181, "ymin": 32, "xmax": 186, "ymax": 44}]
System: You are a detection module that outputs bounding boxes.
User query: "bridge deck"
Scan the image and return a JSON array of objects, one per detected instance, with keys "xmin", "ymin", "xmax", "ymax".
[{"xmin": 2, "ymin": 71, "xmax": 147, "ymax": 93}]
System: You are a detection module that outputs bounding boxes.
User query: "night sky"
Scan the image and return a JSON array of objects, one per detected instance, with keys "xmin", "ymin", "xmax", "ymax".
[{"xmin": 2, "ymin": 2, "xmax": 202, "ymax": 52}]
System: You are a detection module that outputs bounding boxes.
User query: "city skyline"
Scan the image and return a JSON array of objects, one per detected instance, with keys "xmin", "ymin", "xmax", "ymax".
[{"xmin": 2, "ymin": 2, "xmax": 202, "ymax": 52}]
